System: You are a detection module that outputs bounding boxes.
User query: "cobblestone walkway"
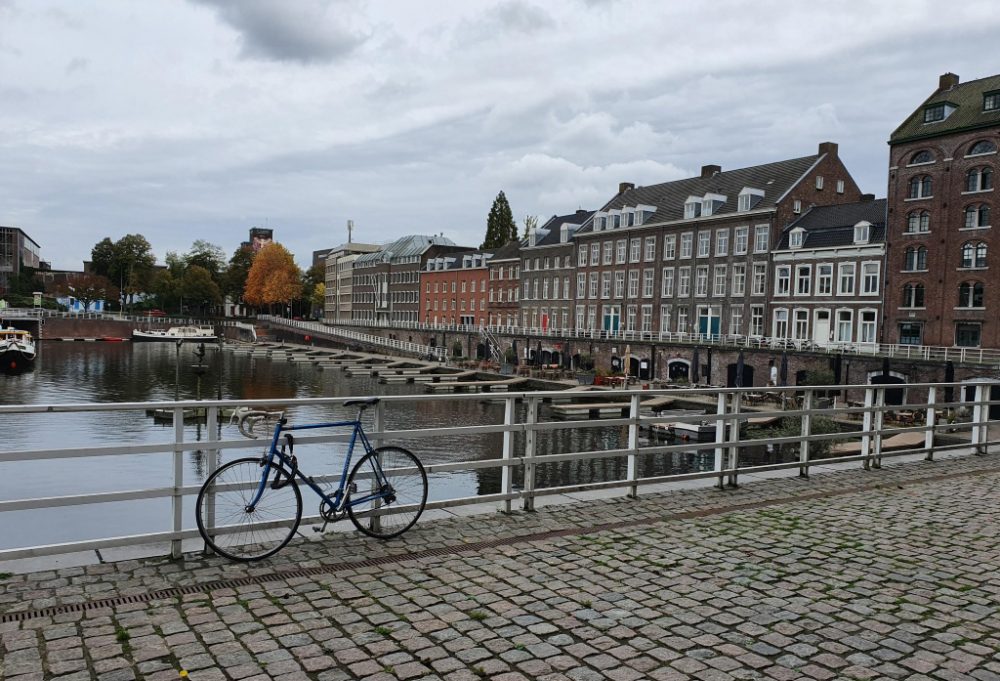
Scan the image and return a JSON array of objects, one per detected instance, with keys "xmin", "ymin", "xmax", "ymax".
[{"xmin": 2, "ymin": 454, "xmax": 1000, "ymax": 680}]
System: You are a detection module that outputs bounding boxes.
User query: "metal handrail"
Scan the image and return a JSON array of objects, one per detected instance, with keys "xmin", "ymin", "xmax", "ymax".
[{"xmin": 1, "ymin": 380, "xmax": 997, "ymax": 562}]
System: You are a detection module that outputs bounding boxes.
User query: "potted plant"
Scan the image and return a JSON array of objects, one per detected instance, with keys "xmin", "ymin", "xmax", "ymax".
[{"xmin": 576, "ymin": 354, "xmax": 596, "ymax": 385}]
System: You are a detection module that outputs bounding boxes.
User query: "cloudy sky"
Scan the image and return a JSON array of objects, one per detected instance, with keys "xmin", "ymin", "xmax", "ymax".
[{"xmin": 1, "ymin": 0, "xmax": 998, "ymax": 270}]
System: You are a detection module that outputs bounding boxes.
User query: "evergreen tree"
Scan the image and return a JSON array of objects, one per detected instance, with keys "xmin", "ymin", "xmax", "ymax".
[{"xmin": 482, "ymin": 191, "xmax": 517, "ymax": 248}]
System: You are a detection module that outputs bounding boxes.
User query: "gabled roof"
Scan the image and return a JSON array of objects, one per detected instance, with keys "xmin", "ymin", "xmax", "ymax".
[
  {"xmin": 777, "ymin": 199, "xmax": 887, "ymax": 250},
  {"xmin": 526, "ymin": 210, "xmax": 595, "ymax": 248},
  {"xmin": 576, "ymin": 154, "xmax": 825, "ymax": 234},
  {"xmin": 890, "ymin": 73, "xmax": 1000, "ymax": 144},
  {"xmin": 490, "ymin": 239, "xmax": 524, "ymax": 262}
]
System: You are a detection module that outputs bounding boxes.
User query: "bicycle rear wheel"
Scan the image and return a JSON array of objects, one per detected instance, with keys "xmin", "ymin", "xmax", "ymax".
[
  {"xmin": 346, "ymin": 446, "xmax": 427, "ymax": 539},
  {"xmin": 196, "ymin": 457, "xmax": 303, "ymax": 561}
]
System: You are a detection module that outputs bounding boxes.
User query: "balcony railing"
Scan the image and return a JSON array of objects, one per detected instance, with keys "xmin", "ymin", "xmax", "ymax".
[{"xmin": 0, "ymin": 381, "xmax": 996, "ymax": 562}]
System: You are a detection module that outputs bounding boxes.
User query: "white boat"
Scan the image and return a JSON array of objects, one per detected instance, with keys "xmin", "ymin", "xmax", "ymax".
[
  {"xmin": 0, "ymin": 327, "xmax": 37, "ymax": 373},
  {"xmin": 131, "ymin": 326, "xmax": 217, "ymax": 343}
]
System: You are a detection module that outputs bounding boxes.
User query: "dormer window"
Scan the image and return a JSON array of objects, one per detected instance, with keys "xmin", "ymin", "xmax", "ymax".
[
  {"xmin": 923, "ymin": 102, "xmax": 955, "ymax": 124},
  {"xmin": 635, "ymin": 204, "xmax": 655, "ymax": 226},
  {"xmin": 701, "ymin": 193, "xmax": 726, "ymax": 217},
  {"xmin": 594, "ymin": 215, "xmax": 605, "ymax": 231},
  {"xmin": 984, "ymin": 91, "xmax": 1000, "ymax": 112},
  {"xmin": 737, "ymin": 188, "xmax": 764, "ymax": 212},
  {"xmin": 624, "ymin": 210, "xmax": 635, "ymax": 227},
  {"xmin": 684, "ymin": 197, "xmax": 702, "ymax": 220},
  {"xmin": 789, "ymin": 228, "xmax": 804, "ymax": 249},
  {"xmin": 610, "ymin": 211, "xmax": 621, "ymax": 229},
  {"xmin": 854, "ymin": 221, "xmax": 871, "ymax": 244}
]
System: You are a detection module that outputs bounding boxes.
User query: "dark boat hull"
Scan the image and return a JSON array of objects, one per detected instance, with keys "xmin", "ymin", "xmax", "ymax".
[{"xmin": 0, "ymin": 348, "xmax": 36, "ymax": 374}]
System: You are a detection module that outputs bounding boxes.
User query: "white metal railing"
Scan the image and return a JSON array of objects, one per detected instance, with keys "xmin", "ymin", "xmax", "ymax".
[
  {"xmin": 0, "ymin": 381, "xmax": 997, "ymax": 562},
  {"xmin": 261, "ymin": 315, "xmax": 446, "ymax": 360},
  {"xmin": 309, "ymin": 316, "xmax": 1000, "ymax": 366}
]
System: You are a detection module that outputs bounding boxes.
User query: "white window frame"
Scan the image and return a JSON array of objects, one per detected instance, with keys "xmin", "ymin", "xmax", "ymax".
[
  {"xmin": 644, "ymin": 236, "xmax": 656, "ymax": 262},
  {"xmin": 716, "ymin": 229, "xmax": 729, "ymax": 257},
  {"xmin": 713, "ymin": 264, "xmax": 727, "ymax": 297},
  {"xmin": 817, "ymin": 263, "xmax": 833, "ymax": 296},
  {"xmin": 615, "ymin": 239, "xmax": 627, "ymax": 264},
  {"xmin": 775, "ymin": 265, "xmax": 791, "ymax": 296},
  {"xmin": 663, "ymin": 235, "xmax": 676, "ymax": 260},
  {"xmin": 751, "ymin": 263, "xmax": 767, "ymax": 296},
  {"xmin": 734, "ymin": 226, "xmax": 749, "ymax": 255},
  {"xmin": 642, "ymin": 269, "xmax": 654, "ymax": 298},
  {"xmin": 697, "ymin": 231, "xmax": 711, "ymax": 258},
  {"xmin": 859, "ymin": 309, "xmax": 878, "ymax": 344},
  {"xmin": 614, "ymin": 271, "xmax": 625, "ymax": 299},
  {"xmin": 754, "ymin": 225, "xmax": 769, "ymax": 253},
  {"xmin": 772, "ymin": 308, "xmax": 789, "ymax": 339},
  {"xmin": 678, "ymin": 267, "xmax": 691, "ymax": 297},
  {"xmin": 662, "ymin": 267, "xmax": 675, "ymax": 297},
  {"xmin": 750, "ymin": 305, "xmax": 764, "ymax": 336},
  {"xmin": 731, "ymin": 264, "xmax": 746, "ymax": 296},
  {"xmin": 838, "ymin": 263, "xmax": 856, "ymax": 296},
  {"xmin": 695, "ymin": 266, "xmax": 709, "ymax": 297},
  {"xmin": 590, "ymin": 243, "xmax": 600, "ymax": 266},
  {"xmin": 861, "ymin": 261, "xmax": 880, "ymax": 296},
  {"xmin": 680, "ymin": 232, "xmax": 693, "ymax": 259},
  {"xmin": 795, "ymin": 264, "xmax": 811, "ymax": 296}
]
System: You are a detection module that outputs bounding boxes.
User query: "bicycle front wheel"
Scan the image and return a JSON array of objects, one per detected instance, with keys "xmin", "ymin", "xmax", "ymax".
[
  {"xmin": 346, "ymin": 446, "xmax": 427, "ymax": 539},
  {"xmin": 196, "ymin": 457, "xmax": 303, "ymax": 561}
]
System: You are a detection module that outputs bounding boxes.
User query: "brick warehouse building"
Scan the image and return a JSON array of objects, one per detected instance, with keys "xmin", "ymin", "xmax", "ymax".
[
  {"xmin": 572, "ymin": 143, "xmax": 862, "ymax": 345},
  {"xmin": 420, "ymin": 250, "xmax": 492, "ymax": 326},
  {"xmin": 486, "ymin": 240, "xmax": 521, "ymax": 330},
  {"xmin": 886, "ymin": 72, "xmax": 1000, "ymax": 348}
]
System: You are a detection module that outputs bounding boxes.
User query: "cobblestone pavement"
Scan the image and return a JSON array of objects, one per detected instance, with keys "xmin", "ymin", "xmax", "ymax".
[{"xmin": 2, "ymin": 453, "xmax": 1000, "ymax": 680}]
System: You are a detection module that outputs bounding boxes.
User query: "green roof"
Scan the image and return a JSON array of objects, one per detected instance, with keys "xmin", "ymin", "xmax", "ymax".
[{"xmin": 889, "ymin": 73, "xmax": 1000, "ymax": 144}]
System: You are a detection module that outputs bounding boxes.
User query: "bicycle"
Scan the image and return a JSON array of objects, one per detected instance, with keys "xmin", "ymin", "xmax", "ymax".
[{"xmin": 195, "ymin": 397, "xmax": 428, "ymax": 561}]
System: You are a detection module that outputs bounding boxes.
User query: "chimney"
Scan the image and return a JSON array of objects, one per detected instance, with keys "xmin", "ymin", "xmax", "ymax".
[
  {"xmin": 861, "ymin": 193, "xmax": 875, "ymax": 202},
  {"xmin": 700, "ymin": 164, "xmax": 721, "ymax": 178},
  {"xmin": 576, "ymin": 208, "xmax": 588, "ymax": 215},
  {"xmin": 817, "ymin": 141, "xmax": 838, "ymax": 159},
  {"xmin": 938, "ymin": 72, "xmax": 960, "ymax": 91},
  {"xmin": 618, "ymin": 182, "xmax": 635, "ymax": 194},
  {"xmin": 347, "ymin": 219, "xmax": 353, "ymax": 243}
]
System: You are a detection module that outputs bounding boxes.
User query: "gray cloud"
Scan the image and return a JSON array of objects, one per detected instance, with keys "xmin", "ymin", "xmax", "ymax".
[
  {"xmin": 64, "ymin": 57, "xmax": 88, "ymax": 74},
  {"xmin": 193, "ymin": 0, "xmax": 367, "ymax": 63}
]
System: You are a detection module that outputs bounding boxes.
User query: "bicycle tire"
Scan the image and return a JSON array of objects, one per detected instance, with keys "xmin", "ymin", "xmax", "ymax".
[
  {"xmin": 196, "ymin": 457, "xmax": 303, "ymax": 561},
  {"xmin": 346, "ymin": 446, "xmax": 427, "ymax": 539}
]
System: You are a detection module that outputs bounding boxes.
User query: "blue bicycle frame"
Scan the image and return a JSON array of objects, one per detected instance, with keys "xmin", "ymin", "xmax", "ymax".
[{"xmin": 246, "ymin": 418, "xmax": 386, "ymax": 512}]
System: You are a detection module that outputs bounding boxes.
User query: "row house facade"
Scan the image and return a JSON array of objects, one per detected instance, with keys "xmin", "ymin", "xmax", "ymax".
[
  {"xmin": 420, "ymin": 250, "xmax": 492, "ymax": 326},
  {"xmin": 487, "ymin": 240, "xmax": 521, "ymax": 329},
  {"xmin": 886, "ymin": 72, "xmax": 1000, "ymax": 348},
  {"xmin": 520, "ymin": 210, "xmax": 594, "ymax": 333},
  {"xmin": 352, "ymin": 235, "xmax": 464, "ymax": 324},
  {"xmin": 572, "ymin": 143, "xmax": 863, "ymax": 339},
  {"xmin": 771, "ymin": 198, "xmax": 886, "ymax": 347}
]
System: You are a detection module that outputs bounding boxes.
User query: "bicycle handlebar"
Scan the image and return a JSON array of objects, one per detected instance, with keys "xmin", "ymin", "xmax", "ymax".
[{"xmin": 232, "ymin": 407, "xmax": 285, "ymax": 439}]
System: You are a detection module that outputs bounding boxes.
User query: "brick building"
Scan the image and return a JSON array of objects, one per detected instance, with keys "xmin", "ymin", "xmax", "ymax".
[
  {"xmin": 322, "ymin": 242, "xmax": 380, "ymax": 323},
  {"xmin": 520, "ymin": 210, "xmax": 593, "ymax": 333},
  {"xmin": 885, "ymin": 72, "xmax": 1000, "ymax": 348},
  {"xmin": 486, "ymin": 240, "xmax": 521, "ymax": 330},
  {"xmin": 352, "ymin": 235, "xmax": 466, "ymax": 324},
  {"xmin": 420, "ymin": 251, "xmax": 492, "ymax": 326},
  {"xmin": 572, "ymin": 143, "xmax": 862, "ymax": 339},
  {"xmin": 771, "ymin": 197, "xmax": 886, "ymax": 347}
]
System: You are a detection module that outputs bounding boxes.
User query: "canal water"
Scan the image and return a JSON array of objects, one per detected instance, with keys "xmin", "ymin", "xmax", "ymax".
[{"xmin": 0, "ymin": 342, "xmax": 788, "ymax": 552}]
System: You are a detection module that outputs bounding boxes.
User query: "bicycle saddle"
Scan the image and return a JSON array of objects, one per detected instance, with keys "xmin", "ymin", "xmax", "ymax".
[{"xmin": 344, "ymin": 397, "xmax": 380, "ymax": 409}]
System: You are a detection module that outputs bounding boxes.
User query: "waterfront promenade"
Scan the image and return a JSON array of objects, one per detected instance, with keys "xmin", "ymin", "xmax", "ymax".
[{"xmin": 3, "ymin": 453, "xmax": 1000, "ymax": 680}]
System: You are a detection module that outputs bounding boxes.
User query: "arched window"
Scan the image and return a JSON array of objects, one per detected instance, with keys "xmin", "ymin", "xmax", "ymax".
[
  {"xmin": 903, "ymin": 283, "xmax": 925, "ymax": 308},
  {"xmin": 904, "ymin": 246, "xmax": 928, "ymax": 271},
  {"xmin": 906, "ymin": 210, "xmax": 930, "ymax": 233},
  {"xmin": 967, "ymin": 140, "xmax": 997, "ymax": 156},
  {"xmin": 958, "ymin": 282, "xmax": 985, "ymax": 308},
  {"xmin": 961, "ymin": 242, "xmax": 987, "ymax": 268},
  {"xmin": 965, "ymin": 167, "xmax": 993, "ymax": 192},
  {"xmin": 964, "ymin": 204, "xmax": 991, "ymax": 229},
  {"xmin": 909, "ymin": 150, "xmax": 934, "ymax": 165},
  {"xmin": 908, "ymin": 175, "xmax": 932, "ymax": 199}
]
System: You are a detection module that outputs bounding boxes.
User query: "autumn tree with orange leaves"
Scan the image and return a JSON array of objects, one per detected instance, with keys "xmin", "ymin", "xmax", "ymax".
[{"xmin": 243, "ymin": 243, "xmax": 303, "ymax": 314}]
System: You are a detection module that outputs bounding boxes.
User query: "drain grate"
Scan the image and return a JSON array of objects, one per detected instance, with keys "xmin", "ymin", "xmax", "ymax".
[{"xmin": 1, "ymin": 465, "xmax": 995, "ymax": 624}]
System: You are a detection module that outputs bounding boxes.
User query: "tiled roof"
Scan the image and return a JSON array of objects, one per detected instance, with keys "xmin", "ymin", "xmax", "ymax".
[
  {"xmin": 777, "ymin": 199, "xmax": 887, "ymax": 250},
  {"xmin": 490, "ymin": 239, "xmax": 524, "ymax": 261},
  {"xmin": 890, "ymin": 73, "xmax": 1000, "ymax": 144},
  {"xmin": 577, "ymin": 154, "xmax": 824, "ymax": 234},
  {"xmin": 526, "ymin": 210, "xmax": 595, "ymax": 248}
]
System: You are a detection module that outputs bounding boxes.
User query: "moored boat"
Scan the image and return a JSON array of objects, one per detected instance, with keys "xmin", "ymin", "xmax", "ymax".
[
  {"xmin": 0, "ymin": 327, "xmax": 37, "ymax": 374},
  {"xmin": 131, "ymin": 326, "xmax": 218, "ymax": 343}
]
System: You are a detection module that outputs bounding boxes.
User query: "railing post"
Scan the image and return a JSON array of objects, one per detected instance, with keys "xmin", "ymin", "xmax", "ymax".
[
  {"xmin": 202, "ymin": 405, "xmax": 220, "ymax": 553},
  {"xmin": 522, "ymin": 397, "xmax": 538, "ymax": 511},
  {"xmin": 714, "ymin": 392, "xmax": 727, "ymax": 489},
  {"xmin": 971, "ymin": 384, "xmax": 986, "ymax": 456},
  {"xmin": 500, "ymin": 395, "xmax": 516, "ymax": 513},
  {"xmin": 799, "ymin": 389, "xmax": 812, "ymax": 478},
  {"xmin": 925, "ymin": 386, "xmax": 937, "ymax": 460},
  {"xmin": 171, "ymin": 406, "xmax": 184, "ymax": 559},
  {"xmin": 873, "ymin": 387, "xmax": 885, "ymax": 469},
  {"xmin": 727, "ymin": 392, "xmax": 741, "ymax": 488},
  {"xmin": 861, "ymin": 387, "xmax": 874, "ymax": 470},
  {"xmin": 627, "ymin": 393, "xmax": 641, "ymax": 498}
]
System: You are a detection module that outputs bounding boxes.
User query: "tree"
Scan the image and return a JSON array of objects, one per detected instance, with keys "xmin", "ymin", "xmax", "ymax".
[
  {"xmin": 181, "ymin": 265, "xmax": 222, "ymax": 315},
  {"xmin": 522, "ymin": 215, "xmax": 538, "ymax": 239},
  {"xmin": 89, "ymin": 234, "xmax": 156, "ymax": 309},
  {"xmin": 151, "ymin": 269, "xmax": 180, "ymax": 312},
  {"xmin": 185, "ymin": 240, "xmax": 226, "ymax": 283},
  {"xmin": 54, "ymin": 274, "xmax": 118, "ymax": 312},
  {"xmin": 311, "ymin": 283, "xmax": 325, "ymax": 318},
  {"xmin": 244, "ymin": 243, "xmax": 302, "ymax": 313},
  {"xmin": 223, "ymin": 246, "xmax": 255, "ymax": 302},
  {"xmin": 482, "ymin": 191, "xmax": 517, "ymax": 249}
]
